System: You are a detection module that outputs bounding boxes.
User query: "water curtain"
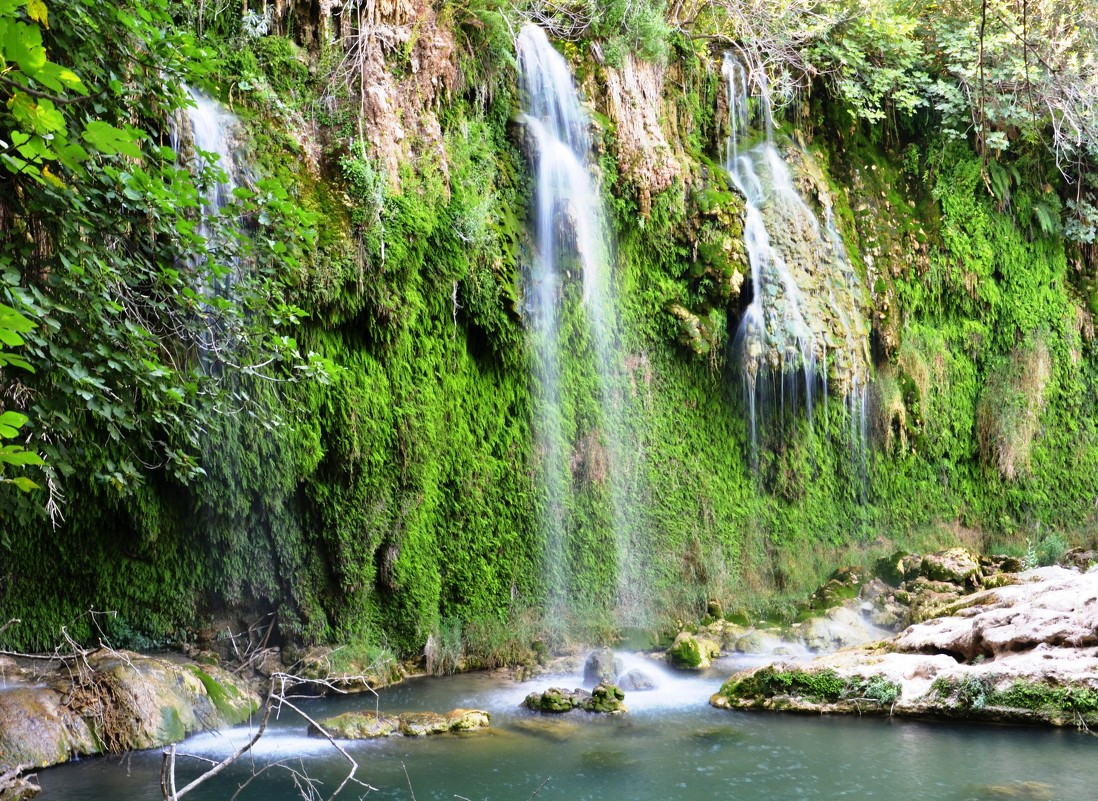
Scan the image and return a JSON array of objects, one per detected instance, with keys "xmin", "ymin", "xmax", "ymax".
[{"xmin": 517, "ymin": 24, "xmax": 644, "ymax": 625}]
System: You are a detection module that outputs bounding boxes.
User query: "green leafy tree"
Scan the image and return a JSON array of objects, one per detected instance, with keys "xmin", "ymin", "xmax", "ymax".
[
  {"xmin": 0, "ymin": 302, "xmax": 43, "ymax": 530},
  {"xmin": 0, "ymin": 0, "xmax": 324, "ymax": 530}
]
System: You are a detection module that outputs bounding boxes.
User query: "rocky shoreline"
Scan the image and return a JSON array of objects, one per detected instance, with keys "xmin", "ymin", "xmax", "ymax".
[
  {"xmin": 3, "ymin": 548, "xmax": 1094, "ymax": 799},
  {"xmin": 0, "ymin": 650, "xmax": 258, "ymax": 798},
  {"xmin": 710, "ymin": 559, "xmax": 1098, "ymax": 730}
]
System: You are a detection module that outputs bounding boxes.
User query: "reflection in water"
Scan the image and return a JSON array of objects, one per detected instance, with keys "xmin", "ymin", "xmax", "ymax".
[{"xmin": 36, "ymin": 665, "xmax": 1094, "ymax": 801}]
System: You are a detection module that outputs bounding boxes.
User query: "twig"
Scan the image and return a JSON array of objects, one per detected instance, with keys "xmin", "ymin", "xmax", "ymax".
[
  {"xmin": 162, "ymin": 693, "xmax": 274, "ymax": 798},
  {"xmin": 228, "ymin": 757, "xmax": 304, "ymax": 801},
  {"xmin": 269, "ymin": 684, "xmax": 375, "ymax": 800},
  {"xmin": 526, "ymin": 777, "xmax": 551, "ymax": 801},
  {"xmin": 403, "ymin": 762, "xmax": 417, "ymax": 801}
]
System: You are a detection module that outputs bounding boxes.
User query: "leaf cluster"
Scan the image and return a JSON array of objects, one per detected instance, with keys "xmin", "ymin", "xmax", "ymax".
[{"xmin": 0, "ymin": 0, "xmax": 326, "ymax": 529}]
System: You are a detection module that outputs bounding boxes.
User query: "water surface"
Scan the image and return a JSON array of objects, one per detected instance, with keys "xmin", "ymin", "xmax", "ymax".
[{"xmin": 36, "ymin": 657, "xmax": 1093, "ymax": 801}]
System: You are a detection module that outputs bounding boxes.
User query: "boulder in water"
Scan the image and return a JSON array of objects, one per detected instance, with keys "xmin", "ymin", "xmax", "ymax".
[
  {"xmin": 0, "ymin": 650, "xmax": 258, "ymax": 776},
  {"xmin": 667, "ymin": 632, "xmax": 720, "ymax": 669},
  {"xmin": 583, "ymin": 647, "xmax": 622, "ymax": 686},
  {"xmin": 312, "ymin": 712, "xmax": 400, "ymax": 739},
  {"xmin": 524, "ymin": 683, "xmax": 627, "ymax": 714},
  {"xmin": 400, "ymin": 712, "xmax": 452, "ymax": 736},
  {"xmin": 617, "ymin": 668, "xmax": 656, "ymax": 691},
  {"xmin": 585, "ymin": 682, "xmax": 627, "ymax": 714},
  {"xmin": 446, "ymin": 708, "xmax": 492, "ymax": 731},
  {"xmin": 525, "ymin": 687, "xmax": 586, "ymax": 713}
]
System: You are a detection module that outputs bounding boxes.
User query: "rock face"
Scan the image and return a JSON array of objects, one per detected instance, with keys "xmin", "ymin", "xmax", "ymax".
[
  {"xmin": 712, "ymin": 566, "xmax": 1098, "ymax": 728},
  {"xmin": 603, "ymin": 54, "xmax": 682, "ymax": 216},
  {"xmin": 524, "ymin": 682, "xmax": 627, "ymax": 714},
  {"xmin": 0, "ymin": 651, "xmax": 258, "ymax": 776},
  {"xmin": 311, "ymin": 708, "xmax": 490, "ymax": 739}
]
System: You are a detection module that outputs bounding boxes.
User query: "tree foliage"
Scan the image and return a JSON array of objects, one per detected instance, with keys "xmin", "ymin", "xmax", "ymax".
[{"xmin": 0, "ymin": 0, "xmax": 324, "ymax": 531}]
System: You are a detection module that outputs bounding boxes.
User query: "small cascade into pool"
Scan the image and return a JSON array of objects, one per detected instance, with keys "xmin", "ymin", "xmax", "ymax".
[
  {"xmin": 723, "ymin": 55, "xmax": 871, "ymax": 472},
  {"xmin": 517, "ymin": 24, "xmax": 646, "ymax": 627}
]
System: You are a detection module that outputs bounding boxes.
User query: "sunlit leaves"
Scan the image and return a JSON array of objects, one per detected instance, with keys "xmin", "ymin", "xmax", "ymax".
[
  {"xmin": 0, "ymin": 0, "xmax": 332, "ymax": 529},
  {"xmin": 26, "ymin": 0, "xmax": 47, "ymax": 27},
  {"xmin": 81, "ymin": 120, "xmax": 145, "ymax": 158},
  {"xmin": 4, "ymin": 18, "xmax": 47, "ymax": 73}
]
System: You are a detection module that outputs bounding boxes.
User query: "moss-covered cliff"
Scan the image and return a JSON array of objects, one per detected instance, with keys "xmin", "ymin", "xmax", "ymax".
[{"xmin": 2, "ymin": 0, "xmax": 1098, "ymax": 656}]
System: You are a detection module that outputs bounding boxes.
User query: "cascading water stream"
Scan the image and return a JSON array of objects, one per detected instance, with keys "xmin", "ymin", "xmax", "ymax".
[
  {"xmin": 723, "ymin": 54, "xmax": 870, "ymax": 474},
  {"xmin": 170, "ymin": 86, "xmax": 247, "ymax": 360},
  {"xmin": 172, "ymin": 86, "xmax": 244, "ymax": 265},
  {"xmin": 517, "ymin": 25, "xmax": 644, "ymax": 625}
]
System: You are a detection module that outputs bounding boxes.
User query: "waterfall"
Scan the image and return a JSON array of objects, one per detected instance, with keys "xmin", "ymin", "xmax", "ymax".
[
  {"xmin": 170, "ymin": 86, "xmax": 247, "ymax": 359},
  {"xmin": 723, "ymin": 54, "xmax": 870, "ymax": 474},
  {"xmin": 517, "ymin": 25, "xmax": 644, "ymax": 626}
]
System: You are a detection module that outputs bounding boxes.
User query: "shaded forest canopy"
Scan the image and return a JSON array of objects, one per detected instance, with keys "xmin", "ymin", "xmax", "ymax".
[{"xmin": 2, "ymin": 0, "xmax": 1098, "ymax": 656}]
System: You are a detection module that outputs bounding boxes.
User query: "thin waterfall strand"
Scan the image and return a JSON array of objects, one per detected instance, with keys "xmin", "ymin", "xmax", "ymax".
[{"xmin": 518, "ymin": 24, "xmax": 644, "ymax": 625}]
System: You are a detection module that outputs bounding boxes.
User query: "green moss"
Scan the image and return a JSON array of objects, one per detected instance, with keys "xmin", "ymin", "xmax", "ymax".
[
  {"xmin": 159, "ymin": 707, "xmax": 186, "ymax": 743},
  {"xmin": 721, "ymin": 667, "xmax": 901, "ymax": 708},
  {"xmin": 186, "ymin": 666, "xmax": 250, "ymax": 723},
  {"xmin": 931, "ymin": 676, "xmax": 1098, "ymax": 723},
  {"xmin": 668, "ymin": 636, "xmax": 703, "ymax": 668},
  {"xmin": 720, "ymin": 666, "xmax": 847, "ymax": 704},
  {"xmin": 990, "ymin": 681, "xmax": 1098, "ymax": 717}
]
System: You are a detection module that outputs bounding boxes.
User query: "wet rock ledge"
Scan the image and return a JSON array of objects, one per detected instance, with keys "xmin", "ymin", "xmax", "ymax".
[
  {"xmin": 310, "ymin": 708, "xmax": 491, "ymax": 739},
  {"xmin": 712, "ymin": 565, "xmax": 1098, "ymax": 728},
  {"xmin": 0, "ymin": 650, "xmax": 257, "ymax": 782}
]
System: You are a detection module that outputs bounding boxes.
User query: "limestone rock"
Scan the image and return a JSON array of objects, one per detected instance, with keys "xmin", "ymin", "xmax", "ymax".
[
  {"xmin": 446, "ymin": 708, "xmax": 492, "ymax": 731},
  {"xmin": 920, "ymin": 548, "xmax": 982, "ymax": 587},
  {"xmin": 312, "ymin": 708, "xmax": 489, "ymax": 739},
  {"xmin": 603, "ymin": 55, "xmax": 682, "ymax": 216},
  {"xmin": 585, "ymin": 682, "xmax": 627, "ymax": 714},
  {"xmin": 733, "ymin": 631, "xmax": 772, "ymax": 655},
  {"xmin": 666, "ymin": 632, "xmax": 720, "ymax": 669},
  {"xmin": 81, "ymin": 652, "xmax": 257, "ymax": 751},
  {"xmin": 0, "ymin": 651, "xmax": 258, "ymax": 775},
  {"xmin": 711, "ymin": 566, "xmax": 1098, "ymax": 728},
  {"xmin": 0, "ymin": 687, "xmax": 97, "ymax": 770},
  {"xmin": 312, "ymin": 712, "xmax": 400, "ymax": 739},
  {"xmin": 583, "ymin": 647, "xmax": 622, "ymax": 686},
  {"xmin": 399, "ymin": 712, "xmax": 451, "ymax": 736},
  {"xmin": 715, "ymin": 622, "xmax": 748, "ymax": 650},
  {"xmin": 525, "ymin": 687, "xmax": 586, "ymax": 713},
  {"xmin": 896, "ymin": 566, "xmax": 1098, "ymax": 661},
  {"xmin": 617, "ymin": 669, "xmax": 656, "ymax": 691},
  {"xmin": 523, "ymin": 683, "xmax": 627, "ymax": 714},
  {"xmin": 801, "ymin": 606, "xmax": 876, "ymax": 652}
]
